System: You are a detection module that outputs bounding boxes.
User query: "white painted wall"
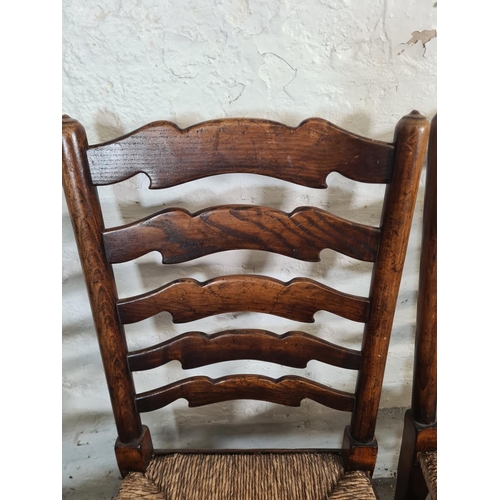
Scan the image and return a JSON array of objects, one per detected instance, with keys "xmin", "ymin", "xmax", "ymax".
[{"xmin": 63, "ymin": 0, "xmax": 436, "ymax": 494}]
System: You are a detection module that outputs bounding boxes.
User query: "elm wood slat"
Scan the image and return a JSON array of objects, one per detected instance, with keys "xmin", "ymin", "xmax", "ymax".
[
  {"xmin": 103, "ymin": 205, "xmax": 381, "ymax": 264},
  {"xmin": 117, "ymin": 275, "xmax": 370, "ymax": 325},
  {"xmin": 62, "ymin": 116, "xmax": 144, "ymax": 445},
  {"xmin": 135, "ymin": 375, "xmax": 356, "ymax": 413},
  {"xmin": 349, "ymin": 111, "xmax": 430, "ymax": 445},
  {"xmin": 127, "ymin": 329, "xmax": 362, "ymax": 371},
  {"xmin": 87, "ymin": 117, "xmax": 394, "ymax": 188}
]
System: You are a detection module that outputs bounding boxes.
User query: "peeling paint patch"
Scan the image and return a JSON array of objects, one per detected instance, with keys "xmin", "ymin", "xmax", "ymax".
[
  {"xmin": 405, "ymin": 29, "xmax": 437, "ymax": 47},
  {"xmin": 398, "ymin": 29, "xmax": 436, "ymax": 56}
]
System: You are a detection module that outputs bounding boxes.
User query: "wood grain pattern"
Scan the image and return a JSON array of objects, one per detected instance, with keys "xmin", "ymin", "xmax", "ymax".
[
  {"xmin": 104, "ymin": 205, "xmax": 380, "ymax": 264},
  {"xmin": 350, "ymin": 111, "xmax": 430, "ymax": 443},
  {"xmin": 127, "ymin": 329, "xmax": 362, "ymax": 371},
  {"xmin": 62, "ymin": 115, "xmax": 144, "ymax": 445},
  {"xmin": 394, "ymin": 115, "xmax": 437, "ymax": 500},
  {"xmin": 342, "ymin": 426, "xmax": 378, "ymax": 475},
  {"xmin": 87, "ymin": 118, "xmax": 394, "ymax": 188},
  {"xmin": 115, "ymin": 425, "xmax": 153, "ymax": 477},
  {"xmin": 411, "ymin": 114, "xmax": 437, "ymax": 425},
  {"xmin": 395, "ymin": 410, "xmax": 437, "ymax": 500},
  {"xmin": 117, "ymin": 275, "xmax": 370, "ymax": 325},
  {"xmin": 63, "ymin": 111, "xmax": 429, "ymax": 475},
  {"xmin": 135, "ymin": 375, "xmax": 356, "ymax": 413}
]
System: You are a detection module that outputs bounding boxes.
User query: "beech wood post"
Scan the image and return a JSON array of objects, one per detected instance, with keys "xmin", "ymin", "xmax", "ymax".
[{"xmin": 62, "ymin": 115, "xmax": 152, "ymax": 475}]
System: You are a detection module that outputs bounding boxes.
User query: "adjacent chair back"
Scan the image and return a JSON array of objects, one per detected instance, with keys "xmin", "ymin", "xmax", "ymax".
[
  {"xmin": 395, "ymin": 114, "xmax": 437, "ymax": 500},
  {"xmin": 63, "ymin": 111, "xmax": 429, "ymax": 497}
]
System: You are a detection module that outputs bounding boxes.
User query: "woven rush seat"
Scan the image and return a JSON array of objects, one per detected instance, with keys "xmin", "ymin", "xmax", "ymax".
[
  {"xmin": 418, "ymin": 451, "xmax": 437, "ymax": 500},
  {"xmin": 115, "ymin": 452, "xmax": 376, "ymax": 500}
]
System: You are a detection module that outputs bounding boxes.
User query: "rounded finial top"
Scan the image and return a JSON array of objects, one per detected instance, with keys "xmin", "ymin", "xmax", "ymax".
[
  {"xmin": 406, "ymin": 110, "xmax": 426, "ymax": 120},
  {"xmin": 62, "ymin": 115, "xmax": 87, "ymax": 142}
]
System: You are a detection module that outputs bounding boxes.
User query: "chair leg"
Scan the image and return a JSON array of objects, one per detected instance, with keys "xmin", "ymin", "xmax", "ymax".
[
  {"xmin": 342, "ymin": 425, "xmax": 378, "ymax": 475},
  {"xmin": 395, "ymin": 410, "xmax": 436, "ymax": 500},
  {"xmin": 115, "ymin": 425, "xmax": 153, "ymax": 478}
]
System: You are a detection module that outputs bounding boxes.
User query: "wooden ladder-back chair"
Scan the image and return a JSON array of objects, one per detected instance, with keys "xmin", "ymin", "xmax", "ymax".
[
  {"xmin": 62, "ymin": 111, "xmax": 429, "ymax": 500},
  {"xmin": 394, "ymin": 114, "xmax": 437, "ymax": 500}
]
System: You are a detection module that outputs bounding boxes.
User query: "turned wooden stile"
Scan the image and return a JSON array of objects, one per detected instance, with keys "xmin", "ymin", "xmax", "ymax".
[
  {"xmin": 62, "ymin": 116, "xmax": 152, "ymax": 474},
  {"xmin": 342, "ymin": 112, "xmax": 430, "ymax": 469},
  {"xmin": 395, "ymin": 114, "xmax": 437, "ymax": 500}
]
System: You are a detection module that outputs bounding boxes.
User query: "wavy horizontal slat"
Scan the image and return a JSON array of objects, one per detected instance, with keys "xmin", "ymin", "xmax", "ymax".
[
  {"xmin": 104, "ymin": 205, "xmax": 380, "ymax": 264},
  {"xmin": 135, "ymin": 375, "xmax": 355, "ymax": 413},
  {"xmin": 117, "ymin": 276, "xmax": 370, "ymax": 325},
  {"xmin": 87, "ymin": 118, "xmax": 394, "ymax": 188},
  {"xmin": 128, "ymin": 329, "xmax": 362, "ymax": 371}
]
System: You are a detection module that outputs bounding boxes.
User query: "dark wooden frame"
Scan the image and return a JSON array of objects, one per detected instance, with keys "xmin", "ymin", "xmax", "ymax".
[
  {"xmin": 394, "ymin": 115, "xmax": 437, "ymax": 500},
  {"xmin": 62, "ymin": 112, "xmax": 429, "ymax": 478}
]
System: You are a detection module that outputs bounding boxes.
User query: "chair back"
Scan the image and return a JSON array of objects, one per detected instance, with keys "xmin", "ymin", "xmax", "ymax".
[{"xmin": 62, "ymin": 112, "xmax": 429, "ymax": 476}]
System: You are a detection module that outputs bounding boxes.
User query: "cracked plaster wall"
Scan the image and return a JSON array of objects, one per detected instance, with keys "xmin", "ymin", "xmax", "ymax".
[{"xmin": 63, "ymin": 0, "xmax": 437, "ymax": 481}]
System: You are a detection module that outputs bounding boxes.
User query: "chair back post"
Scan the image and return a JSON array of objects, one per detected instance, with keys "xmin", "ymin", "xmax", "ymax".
[
  {"xmin": 394, "ymin": 114, "xmax": 437, "ymax": 500},
  {"xmin": 411, "ymin": 114, "xmax": 437, "ymax": 425},
  {"xmin": 343, "ymin": 111, "xmax": 430, "ymax": 472},
  {"xmin": 62, "ymin": 116, "xmax": 152, "ymax": 475}
]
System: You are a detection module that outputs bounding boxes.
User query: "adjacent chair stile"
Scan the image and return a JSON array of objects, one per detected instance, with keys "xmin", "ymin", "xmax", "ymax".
[
  {"xmin": 62, "ymin": 111, "xmax": 430, "ymax": 499},
  {"xmin": 394, "ymin": 114, "xmax": 437, "ymax": 500}
]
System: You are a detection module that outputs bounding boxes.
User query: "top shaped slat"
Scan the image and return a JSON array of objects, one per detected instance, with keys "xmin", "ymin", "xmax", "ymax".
[{"xmin": 87, "ymin": 118, "xmax": 394, "ymax": 188}]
